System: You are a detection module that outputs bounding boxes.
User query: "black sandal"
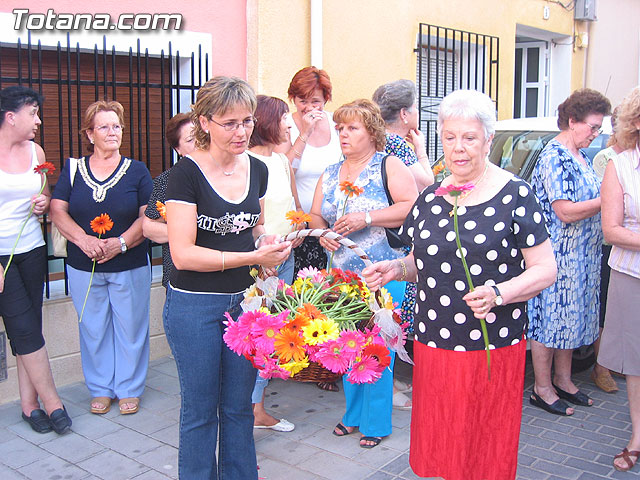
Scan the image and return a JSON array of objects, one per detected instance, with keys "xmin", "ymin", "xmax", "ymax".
[
  {"xmin": 22, "ymin": 409, "xmax": 52, "ymax": 433},
  {"xmin": 529, "ymin": 391, "xmax": 573, "ymax": 416},
  {"xmin": 360, "ymin": 436, "xmax": 382, "ymax": 449},
  {"xmin": 333, "ymin": 422, "xmax": 354, "ymax": 437},
  {"xmin": 553, "ymin": 383, "xmax": 593, "ymax": 406}
]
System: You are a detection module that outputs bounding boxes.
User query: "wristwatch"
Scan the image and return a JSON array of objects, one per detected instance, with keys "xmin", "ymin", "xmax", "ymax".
[
  {"xmin": 118, "ymin": 236, "xmax": 128, "ymax": 253},
  {"xmin": 365, "ymin": 211, "xmax": 372, "ymax": 226},
  {"xmin": 491, "ymin": 285, "xmax": 503, "ymax": 306}
]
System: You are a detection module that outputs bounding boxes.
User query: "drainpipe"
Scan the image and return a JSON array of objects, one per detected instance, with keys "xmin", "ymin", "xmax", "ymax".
[{"xmin": 310, "ymin": 0, "xmax": 322, "ymax": 68}]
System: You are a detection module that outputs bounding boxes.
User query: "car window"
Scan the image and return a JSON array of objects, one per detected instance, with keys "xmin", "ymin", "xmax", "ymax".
[{"xmin": 489, "ymin": 130, "xmax": 556, "ymax": 180}]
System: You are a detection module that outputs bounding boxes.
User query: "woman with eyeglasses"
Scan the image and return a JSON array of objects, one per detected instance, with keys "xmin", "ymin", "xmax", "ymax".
[
  {"xmin": 527, "ymin": 89, "xmax": 611, "ymax": 416},
  {"xmin": 163, "ymin": 77, "xmax": 291, "ymax": 479},
  {"xmin": 50, "ymin": 100, "xmax": 153, "ymax": 417}
]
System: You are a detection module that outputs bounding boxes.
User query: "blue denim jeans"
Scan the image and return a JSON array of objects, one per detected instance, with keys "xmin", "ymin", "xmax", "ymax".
[{"xmin": 163, "ymin": 287, "xmax": 258, "ymax": 480}]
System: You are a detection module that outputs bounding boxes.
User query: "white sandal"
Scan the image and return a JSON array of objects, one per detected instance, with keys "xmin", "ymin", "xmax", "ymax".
[
  {"xmin": 394, "ymin": 379, "xmax": 412, "ymax": 393},
  {"xmin": 393, "ymin": 391, "xmax": 412, "ymax": 410}
]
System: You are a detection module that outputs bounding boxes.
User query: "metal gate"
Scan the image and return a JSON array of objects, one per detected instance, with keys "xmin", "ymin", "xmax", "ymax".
[
  {"xmin": 0, "ymin": 32, "xmax": 208, "ymax": 297},
  {"xmin": 416, "ymin": 24, "xmax": 500, "ymax": 161}
]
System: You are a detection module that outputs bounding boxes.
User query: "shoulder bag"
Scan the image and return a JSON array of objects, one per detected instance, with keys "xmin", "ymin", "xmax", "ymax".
[
  {"xmin": 380, "ymin": 155, "xmax": 410, "ymax": 249},
  {"xmin": 51, "ymin": 158, "xmax": 78, "ymax": 257}
]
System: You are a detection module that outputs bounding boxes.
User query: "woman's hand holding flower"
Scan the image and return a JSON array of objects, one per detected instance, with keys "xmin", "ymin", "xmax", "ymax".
[
  {"xmin": 462, "ymin": 285, "xmax": 497, "ymax": 320},
  {"xmin": 334, "ymin": 212, "xmax": 366, "ymax": 236},
  {"xmin": 30, "ymin": 193, "xmax": 49, "ymax": 216},
  {"xmin": 79, "ymin": 234, "xmax": 108, "ymax": 261},
  {"xmin": 96, "ymin": 237, "xmax": 122, "ymax": 264}
]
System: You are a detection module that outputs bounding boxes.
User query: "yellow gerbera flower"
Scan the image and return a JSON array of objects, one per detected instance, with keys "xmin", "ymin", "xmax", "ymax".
[
  {"xmin": 318, "ymin": 318, "xmax": 340, "ymax": 342},
  {"xmin": 302, "ymin": 319, "xmax": 324, "ymax": 345},
  {"xmin": 281, "ymin": 357, "xmax": 310, "ymax": 376}
]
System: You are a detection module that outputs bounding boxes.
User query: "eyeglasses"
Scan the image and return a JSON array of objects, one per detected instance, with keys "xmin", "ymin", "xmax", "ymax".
[
  {"xmin": 94, "ymin": 124, "xmax": 123, "ymax": 134},
  {"xmin": 584, "ymin": 122, "xmax": 602, "ymax": 135},
  {"xmin": 210, "ymin": 117, "xmax": 256, "ymax": 132}
]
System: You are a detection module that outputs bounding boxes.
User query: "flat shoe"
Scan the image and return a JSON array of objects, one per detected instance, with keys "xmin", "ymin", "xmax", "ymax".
[
  {"xmin": 333, "ymin": 422, "xmax": 355, "ymax": 437},
  {"xmin": 529, "ymin": 391, "xmax": 572, "ymax": 416},
  {"xmin": 90, "ymin": 397, "xmax": 112, "ymax": 415},
  {"xmin": 553, "ymin": 383, "xmax": 593, "ymax": 406},
  {"xmin": 360, "ymin": 436, "xmax": 382, "ymax": 449},
  {"xmin": 49, "ymin": 406, "xmax": 72, "ymax": 434},
  {"xmin": 118, "ymin": 397, "xmax": 139, "ymax": 415},
  {"xmin": 253, "ymin": 419, "xmax": 295, "ymax": 432},
  {"xmin": 614, "ymin": 448, "xmax": 640, "ymax": 472},
  {"xmin": 392, "ymin": 391, "xmax": 412, "ymax": 410},
  {"xmin": 591, "ymin": 369, "xmax": 618, "ymax": 393},
  {"xmin": 22, "ymin": 409, "xmax": 52, "ymax": 433}
]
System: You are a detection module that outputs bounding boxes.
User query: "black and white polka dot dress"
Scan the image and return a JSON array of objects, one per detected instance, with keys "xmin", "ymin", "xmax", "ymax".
[{"xmin": 399, "ymin": 177, "xmax": 549, "ymax": 351}]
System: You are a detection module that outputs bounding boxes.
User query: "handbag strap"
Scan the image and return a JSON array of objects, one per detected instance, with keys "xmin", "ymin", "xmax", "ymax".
[
  {"xmin": 68, "ymin": 157, "xmax": 78, "ymax": 187},
  {"xmin": 380, "ymin": 154, "xmax": 393, "ymax": 206}
]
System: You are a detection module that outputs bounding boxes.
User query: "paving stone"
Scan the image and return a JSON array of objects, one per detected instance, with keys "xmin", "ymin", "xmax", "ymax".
[
  {"xmin": 149, "ymin": 423, "xmax": 179, "ymax": 448},
  {"xmin": 518, "ymin": 453, "xmax": 537, "ymax": 466},
  {"xmin": 0, "ymin": 437, "xmax": 50, "ymax": 469},
  {"xmin": 135, "ymin": 444, "xmax": 178, "ymax": 479},
  {"xmin": 95, "ymin": 427, "xmax": 163, "ymax": 458},
  {"xmin": 522, "ymin": 445, "xmax": 569, "ymax": 464},
  {"xmin": 598, "ymin": 424, "xmax": 631, "ymax": 439},
  {"xmin": 296, "ymin": 449, "xmax": 376, "ymax": 478},
  {"xmin": 77, "ymin": 449, "xmax": 149, "ymax": 479},
  {"xmin": 0, "ymin": 426, "xmax": 19, "ymax": 445},
  {"xmin": 514, "ymin": 465, "xmax": 550, "ymax": 479},
  {"xmin": 563, "ymin": 456, "xmax": 613, "ymax": 477},
  {"xmin": 255, "ymin": 435, "xmax": 324, "ymax": 466},
  {"xmin": 111, "ymin": 407, "xmax": 175, "ymax": 435},
  {"xmin": 572, "ymin": 428, "xmax": 618, "ymax": 445},
  {"xmin": 577, "ymin": 472, "xmax": 613, "ymax": 480},
  {"xmin": 257, "ymin": 457, "xmax": 325, "ymax": 480},
  {"xmin": 66, "ymin": 412, "xmax": 123, "ymax": 440},
  {"xmin": 39, "ymin": 432, "xmax": 105, "ymax": 463},
  {"xmin": 0, "ymin": 462, "xmax": 28, "ymax": 479},
  {"xmin": 597, "ymin": 401, "xmax": 629, "ymax": 414},
  {"xmin": 130, "ymin": 469, "xmax": 172, "ymax": 479},
  {"xmin": 149, "ymin": 359, "xmax": 178, "ymax": 378},
  {"xmin": 530, "ymin": 418, "xmax": 575, "ymax": 434},
  {"xmin": 552, "ymin": 443, "xmax": 602, "ymax": 462},
  {"xmin": 530, "ymin": 459, "xmax": 581, "ymax": 479},
  {"xmin": 520, "ymin": 432, "xmax": 557, "ymax": 449},
  {"xmin": 17, "ymin": 454, "xmax": 90, "ymax": 480},
  {"xmin": 365, "ymin": 471, "xmax": 397, "ymax": 480},
  {"xmin": 380, "ymin": 453, "xmax": 411, "ymax": 475},
  {"xmin": 539, "ymin": 429, "xmax": 585, "ymax": 447},
  {"xmin": 7, "ymin": 418, "xmax": 59, "ymax": 445}
]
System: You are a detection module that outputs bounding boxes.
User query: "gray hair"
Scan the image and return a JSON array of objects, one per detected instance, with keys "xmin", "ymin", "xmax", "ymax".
[
  {"xmin": 437, "ymin": 89, "xmax": 496, "ymax": 141},
  {"xmin": 372, "ymin": 79, "xmax": 416, "ymax": 124}
]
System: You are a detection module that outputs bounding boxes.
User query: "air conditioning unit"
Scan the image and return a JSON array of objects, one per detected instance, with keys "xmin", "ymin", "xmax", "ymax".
[{"xmin": 575, "ymin": 0, "xmax": 597, "ymax": 21}]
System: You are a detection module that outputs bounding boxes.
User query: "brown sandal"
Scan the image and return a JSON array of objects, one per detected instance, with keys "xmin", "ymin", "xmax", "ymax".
[
  {"xmin": 90, "ymin": 397, "xmax": 113, "ymax": 414},
  {"xmin": 614, "ymin": 448, "xmax": 640, "ymax": 472},
  {"xmin": 118, "ymin": 397, "xmax": 140, "ymax": 415}
]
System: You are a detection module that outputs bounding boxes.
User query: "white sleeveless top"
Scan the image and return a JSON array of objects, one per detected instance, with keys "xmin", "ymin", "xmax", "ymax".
[
  {"xmin": 608, "ymin": 145, "xmax": 640, "ymax": 279},
  {"xmin": 288, "ymin": 112, "xmax": 341, "ymax": 213},
  {"xmin": 250, "ymin": 151, "xmax": 296, "ymax": 237},
  {"xmin": 0, "ymin": 143, "xmax": 46, "ymax": 254}
]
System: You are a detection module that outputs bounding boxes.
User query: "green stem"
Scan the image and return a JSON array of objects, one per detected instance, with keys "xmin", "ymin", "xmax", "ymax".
[
  {"xmin": 327, "ymin": 200, "xmax": 349, "ymax": 272},
  {"xmin": 3, "ymin": 181, "xmax": 47, "ymax": 278},
  {"xmin": 79, "ymin": 233, "xmax": 101, "ymax": 322},
  {"xmin": 453, "ymin": 196, "xmax": 491, "ymax": 380}
]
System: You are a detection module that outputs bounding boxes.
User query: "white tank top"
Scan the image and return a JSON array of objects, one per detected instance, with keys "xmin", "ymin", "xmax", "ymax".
[
  {"xmin": 288, "ymin": 112, "xmax": 342, "ymax": 213},
  {"xmin": 0, "ymin": 143, "xmax": 46, "ymax": 255}
]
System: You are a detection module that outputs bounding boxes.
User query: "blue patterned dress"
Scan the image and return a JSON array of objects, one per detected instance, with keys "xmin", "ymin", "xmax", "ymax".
[
  {"xmin": 321, "ymin": 151, "xmax": 405, "ymax": 271},
  {"xmin": 528, "ymin": 139, "xmax": 602, "ymax": 348}
]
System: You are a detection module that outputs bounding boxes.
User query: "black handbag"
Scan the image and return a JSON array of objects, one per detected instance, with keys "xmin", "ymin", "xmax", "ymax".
[{"xmin": 380, "ymin": 155, "xmax": 410, "ymax": 249}]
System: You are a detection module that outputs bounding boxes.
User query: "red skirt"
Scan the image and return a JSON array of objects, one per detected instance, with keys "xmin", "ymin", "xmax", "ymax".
[{"xmin": 410, "ymin": 339, "xmax": 526, "ymax": 480}]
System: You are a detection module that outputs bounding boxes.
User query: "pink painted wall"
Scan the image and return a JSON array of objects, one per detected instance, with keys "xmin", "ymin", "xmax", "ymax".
[{"xmin": 1, "ymin": 0, "xmax": 248, "ymax": 78}]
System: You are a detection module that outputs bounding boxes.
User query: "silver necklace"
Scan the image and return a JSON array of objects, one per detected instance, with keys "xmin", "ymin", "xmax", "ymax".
[{"xmin": 210, "ymin": 153, "xmax": 236, "ymax": 176}]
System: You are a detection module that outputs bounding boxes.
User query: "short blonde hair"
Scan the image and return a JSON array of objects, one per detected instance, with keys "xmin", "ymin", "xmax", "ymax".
[
  {"xmin": 333, "ymin": 99, "xmax": 386, "ymax": 151},
  {"xmin": 616, "ymin": 87, "xmax": 640, "ymax": 150},
  {"xmin": 191, "ymin": 76, "xmax": 257, "ymax": 149},
  {"xmin": 81, "ymin": 100, "xmax": 125, "ymax": 153}
]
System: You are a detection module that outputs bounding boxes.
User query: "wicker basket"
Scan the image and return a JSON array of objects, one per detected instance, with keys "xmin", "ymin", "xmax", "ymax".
[{"xmin": 280, "ymin": 229, "xmax": 377, "ymax": 383}]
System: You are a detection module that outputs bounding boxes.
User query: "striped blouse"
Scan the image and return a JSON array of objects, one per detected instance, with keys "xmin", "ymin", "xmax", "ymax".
[{"xmin": 608, "ymin": 145, "xmax": 640, "ymax": 278}]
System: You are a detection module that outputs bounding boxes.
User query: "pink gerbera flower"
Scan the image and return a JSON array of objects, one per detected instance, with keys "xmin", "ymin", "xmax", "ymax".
[
  {"xmin": 251, "ymin": 311, "xmax": 287, "ymax": 352},
  {"xmin": 315, "ymin": 340, "xmax": 350, "ymax": 374},
  {"xmin": 347, "ymin": 356, "xmax": 382, "ymax": 384},
  {"xmin": 260, "ymin": 357, "xmax": 290, "ymax": 380},
  {"xmin": 434, "ymin": 182, "xmax": 474, "ymax": 197},
  {"xmin": 223, "ymin": 312, "xmax": 254, "ymax": 355},
  {"xmin": 339, "ymin": 330, "xmax": 366, "ymax": 353}
]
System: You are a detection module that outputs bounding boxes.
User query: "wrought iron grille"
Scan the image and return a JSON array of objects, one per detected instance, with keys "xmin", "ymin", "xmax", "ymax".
[{"xmin": 416, "ymin": 24, "xmax": 499, "ymax": 161}]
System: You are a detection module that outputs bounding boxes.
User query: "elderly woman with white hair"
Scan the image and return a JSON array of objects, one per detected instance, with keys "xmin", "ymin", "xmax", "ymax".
[{"xmin": 363, "ymin": 89, "xmax": 557, "ymax": 479}]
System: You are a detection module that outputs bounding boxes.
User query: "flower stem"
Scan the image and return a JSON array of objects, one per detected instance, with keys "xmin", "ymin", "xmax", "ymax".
[
  {"xmin": 3, "ymin": 182, "xmax": 46, "ymax": 278},
  {"xmin": 79, "ymin": 233, "xmax": 101, "ymax": 322},
  {"xmin": 452, "ymin": 196, "xmax": 491, "ymax": 379},
  {"xmin": 327, "ymin": 200, "xmax": 349, "ymax": 272}
]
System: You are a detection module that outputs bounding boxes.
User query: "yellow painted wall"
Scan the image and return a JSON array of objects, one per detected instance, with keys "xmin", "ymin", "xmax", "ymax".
[{"xmin": 249, "ymin": 0, "xmax": 584, "ymax": 120}]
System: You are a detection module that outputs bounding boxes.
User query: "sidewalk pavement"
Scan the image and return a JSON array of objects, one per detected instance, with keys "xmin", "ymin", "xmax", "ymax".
[{"xmin": 0, "ymin": 354, "xmax": 637, "ymax": 480}]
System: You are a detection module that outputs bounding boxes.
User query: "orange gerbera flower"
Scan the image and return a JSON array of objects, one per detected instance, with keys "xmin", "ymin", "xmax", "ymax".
[
  {"xmin": 285, "ymin": 210, "xmax": 311, "ymax": 226},
  {"xmin": 274, "ymin": 328, "xmax": 306, "ymax": 363},
  {"xmin": 285, "ymin": 314, "xmax": 311, "ymax": 332},
  {"xmin": 33, "ymin": 162, "xmax": 56, "ymax": 175},
  {"xmin": 90, "ymin": 213, "xmax": 114, "ymax": 235},
  {"xmin": 296, "ymin": 303, "xmax": 326, "ymax": 321},
  {"xmin": 363, "ymin": 344, "xmax": 391, "ymax": 368},
  {"xmin": 339, "ymin": 181, "xmax": 364, "ymax": 198},
  {"xmin": 156, "ymin": 201, "xmax": 167, "ymax": 221},
  {"xmin": 432, "ymin": 162, "xmax": 445, "ymax": 175}
]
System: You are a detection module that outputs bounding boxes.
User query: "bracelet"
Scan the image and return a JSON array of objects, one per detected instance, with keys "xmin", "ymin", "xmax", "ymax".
[
  {"xmin": 292, "ymin": 147, "xmax": 303, "ymax": 158},
  {"xmin": 397, "ymin": 258, "xmax": 407, "ymax": 282},
  {"xmin": 221, "ymin": 251, "xmax": 225, "ymax": 273},
  {"xmin": 298, "ymin": 133, "xmax": 308, "ymax": 143},
  {"xmin": 255, "ymin": 233, "xmax": 267, "ymax": 249}
]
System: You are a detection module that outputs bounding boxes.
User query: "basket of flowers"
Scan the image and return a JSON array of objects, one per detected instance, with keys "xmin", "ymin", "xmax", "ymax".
[{"xmin": 223, "ymin": 228, "xmax": 411, "ymax": 385}]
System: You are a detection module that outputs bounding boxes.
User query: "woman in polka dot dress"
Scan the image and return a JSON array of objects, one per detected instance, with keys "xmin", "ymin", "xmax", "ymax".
[{"xmin": 363, "ymin": 90, "xmax": 557, "ymax": 480}]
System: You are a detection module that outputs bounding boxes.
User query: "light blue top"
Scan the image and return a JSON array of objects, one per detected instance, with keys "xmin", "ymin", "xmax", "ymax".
[{"xmin": 320, "ymin": 151, "xmax": 404, "ymax": 273}]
